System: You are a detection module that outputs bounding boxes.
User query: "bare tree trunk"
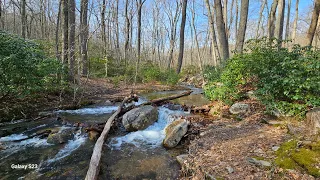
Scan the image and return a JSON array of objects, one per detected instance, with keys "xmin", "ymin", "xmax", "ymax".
[
  {"xmin": 285, "ymin": 0, "xmax": 291, "ymax": 41},
  {"xmin": 307, "ymin": 0, "xmax": 320, "ymax": 46},
  {"xmin": 268, "ymin": 0, "xmax": 278, "ymax": 38},
  {"xmin": 68, "ymin": 0, "xmax": 75, "ymax": 81},
  {"xmin": 62, "ymin": 0, "xmax": 68, "ymax": 65},
  {"xmin": 191, "ymin": 0, "xmax": 204, "ymax": 74},
  {"xmin": 0, "ymin": 0, "xmax": 3, "ymax": 29},
  {"xmin": 80, "ymin": 0, "xmax": 89, "ymax": 76},
  {"xmin": 124, "ymin": 0, "xmax": 130, "ymax": 61},
  {"xmin": 227, "ymin": 0, "xmax": 235, "ymax": 38},
  {"xmin": 235, "ymin": 0, "xmax": 249, "ymax": 53},
  {"xmin": 291, "ymin": 0, "xmax": 299, "ymax": 43},
  {"xmin": 256, "ymin": 0, "xmax": 266, "ymax": 38},
  {"xmin": 235, "ymin": 0, "xmax": 239, "ymax": 39},
  {"xmin": 166, "ymin": 0, "xmax": 180, "ymax": 69},
  {"xmin": 176, "ymin": 0, "xmax": 188, "ymax": 74},
  {"xmin": 115, "ymin": 0, "xmax": 120, "ymax": 60},
  {"xmin": 223, "ymin": 0, "xmax": 228, "ymax": 31},
  {"xmin": 55, "ymin": 0, "xmax": 62, "ymax": 61},
  {"xmin": 205, "ymin": 0, "xmax": 220, "ymax": 66},
  {"xmin": 275, "ymin": 0, "xmax": 285, "ymax": 42},
  {"xmin": 134, "ymin": 0, "xmax": 145, "ymax": 83},
  {"xmin": 21, "ymin": 0, "xmax": 26, "ymax": 38},
  {"xmin": 214, "ymin": 0, "xmax": 229, "ymax": 61}
]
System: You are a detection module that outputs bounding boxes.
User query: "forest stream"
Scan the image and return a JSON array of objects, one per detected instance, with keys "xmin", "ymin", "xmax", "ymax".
[{"xmin": 0, "ymin": 86, "xmax": 209, "ymax": 179}]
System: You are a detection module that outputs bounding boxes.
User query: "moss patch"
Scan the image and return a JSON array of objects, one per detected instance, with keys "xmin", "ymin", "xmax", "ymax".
[{"xmin": 275, "ymin": 139, "xmax": 320, "ymax": 177}]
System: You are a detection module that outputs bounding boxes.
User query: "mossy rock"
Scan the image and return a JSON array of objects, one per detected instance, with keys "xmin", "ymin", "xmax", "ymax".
[{"xmin": 275, "ymin": 139, "xmax": 320, "ymax": 177}]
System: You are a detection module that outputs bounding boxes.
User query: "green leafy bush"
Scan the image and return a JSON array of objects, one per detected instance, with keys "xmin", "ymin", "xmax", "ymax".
[
  {"xmin": 204, "ymin": 37, "xmax": 320, "ymax": 116},
  {"xmin": 0, "ymin": 31, "xmax": 63, "ymax": 98}
]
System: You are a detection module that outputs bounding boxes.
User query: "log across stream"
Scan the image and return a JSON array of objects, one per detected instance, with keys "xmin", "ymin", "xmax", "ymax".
[{"xmin": 0, "ymin": 88, "xmax": 210, "ymax": 179}]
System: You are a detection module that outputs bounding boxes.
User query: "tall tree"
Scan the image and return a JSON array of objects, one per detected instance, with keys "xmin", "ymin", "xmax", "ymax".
[
  {"xmin": 176, "ymin": 0, "xmax": 188, "ymax": 74},
  {"xmin": 165, "ymin": 0, "xmax": 180, "ymax": 69},
  {"xmin": 268, "ymin": 0, "xmax": 279, "ymax": 38},
  {"xmin": 124, "ymin": 0, "xmax": 130, "ymax": 60},
  {"xmin": 275, "ymin": 0, "xmax": 285, "ymax": 41},
  {"xmin": 235, "ymin": 0, "xmax": 249, "ymax": 53},
  {"xmin": 68, "ymin": 0, "xmax": 75, "ymax": 80},
  {"xmin": 205, "ymin": 0, "xmax": 220, "ymax": 65},
  {"xmin": 62, "ymin": 0, "xmax": 68, "ymax": 65},
  {"xmin": 291, "ymin": 0, "xmax": 299, "ymax": 43},
  {"xmin": 55, "ymin": 0, "xmax": 62, "ymax": 61},
  {"xmin": 0, "ymin": 0, "xmax": 3, "ymax": 29},
  {"xmin": 256, "ymin": 0, "xmax": 267, "ymax": 38},
  {"xmin": 80, "ymin": 0, "xmax": 89, "ymax": 76},
  {"xmin": 214, "ymin": 0, "xmax": 229, "ymax": 61},
  {"xmin": 134, "ymin": 0, "xmax": 146, "ymax": 83},
  {"xmin": 21, "ymin": 0, "xmax": 26, "ymax": 38},
  {"xmin": 307, "ymin": 0, "xmax": 320, "ymax": 46},
  {"xmin": 285, "ymin": 0, "xmax": 291, "ymax": 41}
]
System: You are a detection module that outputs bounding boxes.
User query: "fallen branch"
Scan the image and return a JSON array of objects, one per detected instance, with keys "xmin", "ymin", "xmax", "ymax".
[
  {"xmin": 85, "ymin": 94, "xmax": 137, "ymax": 180},
  {"xmin": 138, "ymin": 90, "xmax": 193, "ymax": 107}
]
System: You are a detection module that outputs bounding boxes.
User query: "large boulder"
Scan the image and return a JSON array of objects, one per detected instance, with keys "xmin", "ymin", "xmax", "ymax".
[
  {"xmin": 229, "ymin": 103, "xmax": 250, "ymax": 115},
  {"xmin": 306, "ymin": 107, "xmax": 320, "ymax": 135},
  {"xmin": 122, "ymin": 105, "xmax": 158, "ymax": 131},
  {"xmin": 47, "ymin": 128, "xmax": 74, "ymax": 144},
  {"xmin": 163, "ymin": 119, "xmax": 189, "ymax": 148}
]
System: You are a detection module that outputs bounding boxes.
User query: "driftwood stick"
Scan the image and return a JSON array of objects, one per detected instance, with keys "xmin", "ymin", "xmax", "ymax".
[
  {"xmin": 138, "ymin": 90, "xmax": 193, "ymax": 107},
  {"xmin": 85, "ymin": 94, "xmax": 136, "ymax": 180}
]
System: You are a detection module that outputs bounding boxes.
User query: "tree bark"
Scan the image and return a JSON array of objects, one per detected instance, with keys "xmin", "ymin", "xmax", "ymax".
[
  {"xmin": 275, "ymin": 0, "xmax": 285, "ymax": 41},
  {"xmin": 0, "ymin": 0, "xmax": 3, "ymax": 29},
  {"xmin": 68, "ymin": 0, "xmax": 75, "ymax": 81},
  {"xmin": 205, "ymin": 0, "xmax": 220, "ymax": 66},
  {"xmin": 291, "ymin": 0, "xmax": 299, "ymax": 43},
  {"xmin": 235, "ymin": 0, "xmax": 249, "ymax": 53},
  {"xmin": 268, "ymin": 0, "xmax": 278, "ymax": 38},
  {"xmin": 62, "ymin": 0, "xmax": 69, "ymax": 65},
  {"xmin": 214, "ymin": 0, "xmax": 229, "ymax": 61},
  {"xmin": 124, "ymin": 0, "xmax": 130, "ymax": 60},
  {"xmin": 80, "ymin": 0, "xmax": 89, "ymax": 76},
  {"xmin": 307, "ymin": 0, "xmax": 320, "ymax": 46},
  {"xmin": 55, "ymin": 0, "xmax": 62, "ymax": 62},
  {"xmin": 285, "ymin": 0, "xmax": 291, "ymax": 41},
  {"xmin": 176, "ymin": 0, "xmax": 188, "ymax": 74},
  {"xmin": 134, "ymin": 0, "xmax": 145, "ymax": 83},
  {"xmin": 21, "ymin": 0, "xmax": 26, "ymax": 38},
  {"xmin": 139, "ymin": 90, "xmax": 192, "ymax": 107}
]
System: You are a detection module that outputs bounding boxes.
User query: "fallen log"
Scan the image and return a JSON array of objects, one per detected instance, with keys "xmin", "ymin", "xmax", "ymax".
[
  {"xmin": 138, "ymin": 90, "xmax": 193, "ymax": 107},
  {"xmin": 182, "ymin": 105, "xmax": 211, "ymax": 114},
  {"xmin": 85, "ymin": 94, "xmax": 137, "ymax": 180}
]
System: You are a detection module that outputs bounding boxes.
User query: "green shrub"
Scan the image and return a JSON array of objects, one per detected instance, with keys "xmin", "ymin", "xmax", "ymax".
[
  {"xmin": 0, "ymin": 31, "xmax": 63, "ymax": 98},
  {"xmin": 204, "ymin": 37, "xmax": 320, "ymax": 116}
]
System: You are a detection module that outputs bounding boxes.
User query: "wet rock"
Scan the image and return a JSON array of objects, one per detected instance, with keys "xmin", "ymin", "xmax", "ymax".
[
  {"xmin": 247, "ymin": 157, "xmax": 271, "ymax": 167},
  {"xmin": 0, "ymin": 142, "xmax": 6, "ymax": 150},
  {"xmin": 306, "ymin": 107, "xmax": 320, "ymax": 135},
  {"xmin": 176, "ymin": 154, "xmax": 188, "ymax": 167},
  {"xmin": 163, "ymin": 119, "xmax": 189, "ymax": 148},
  {"xmin": 105, "ymin": 100, "xmax": 113, "ymax": 106},
  {"xmin": 38, "ymin": 111, "xmax": 54, "ymax": 117},
  {"xmin": 229, "ymin": 103, "xmax": 250, "ymax": 115},
  {"xmin": 47, "ymin": 128, "xmax": 74, "ymax": 144},
  {"xmin": 122, "ymin": 105, "xmax": 158, "ymax": 131},
  {"xmin": 88, "ymin": 131, "xmax": 99, "ymax": 141}
]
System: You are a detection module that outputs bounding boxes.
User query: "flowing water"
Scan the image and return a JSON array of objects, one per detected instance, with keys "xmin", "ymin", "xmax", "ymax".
[{"xmin": 0, "ymin": 87, "xmax": 209, "ymax": 179}]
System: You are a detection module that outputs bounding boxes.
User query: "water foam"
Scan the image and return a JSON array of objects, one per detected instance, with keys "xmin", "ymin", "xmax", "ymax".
[
  {"xmin": 57, "ymin": 106, "xmax": 118, "ymax": 115},
  {"xmin": 109, "ymin": 107, "xmax": 184, "ymax": 149},
  {"xmin": 47, "ymin": 130, "xmax": 86, "ymax": 163}
]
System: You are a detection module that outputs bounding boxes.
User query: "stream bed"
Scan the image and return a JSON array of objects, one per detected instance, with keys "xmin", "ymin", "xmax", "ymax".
[{"xmin": 0, "ymin": 88, "xmax": 209, "ymax": 179}]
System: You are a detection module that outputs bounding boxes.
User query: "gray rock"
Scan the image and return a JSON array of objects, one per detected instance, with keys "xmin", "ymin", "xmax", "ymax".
[
  {"xmin": 246, "ymin": 90, "xmax": 256, "ymax": 100},
  {"xmin": 163, "ymin": 119, "xmax": 189, "ymax": 148},
  {"xmin": 229, "ymin": 103, "xmax": 250, "ymax": 115},
  {"xmin": 272, "ymin": 146, "xmax": 280, "ymax": 151},
  {"xmin": 247, "ymin": 157, "xmax": 271, "ymax": 167},
  {"xmin": 306, "ymin": 107, "xmax": 320, "ymax": 135},
  {"xmin": 47, "ymin": 128, "xmax": 74, "ymax": 144},
  {"xmin": 122, "ymin": 105, "xmax": 158, "ymax": 131},
  {"xmin": 176, "ymin": 154, "xmax": 188, "ymax": 167}
]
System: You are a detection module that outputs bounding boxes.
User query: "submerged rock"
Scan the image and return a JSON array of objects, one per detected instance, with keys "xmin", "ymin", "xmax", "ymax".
[
  {"xmin": 306, "ymin": 107, "xmax": 320, "ymax": 135},
  {"xmin": 88, "ymin": 131, "xmax": 99, "ymax": 141},
  {"xmin": 47, "ymin": 128, "xmax": 74, "ymax": 144},
  {"xmin": 229, "ymin": 103, "xmax": 250, "ymax": 115},
  {"xmin": 122, "ymin": 105, "xmax": 158, "ymax": 132},
  {"xmin": 163, "ymin": 119, "xmax": 189, "ymax": 148}
]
